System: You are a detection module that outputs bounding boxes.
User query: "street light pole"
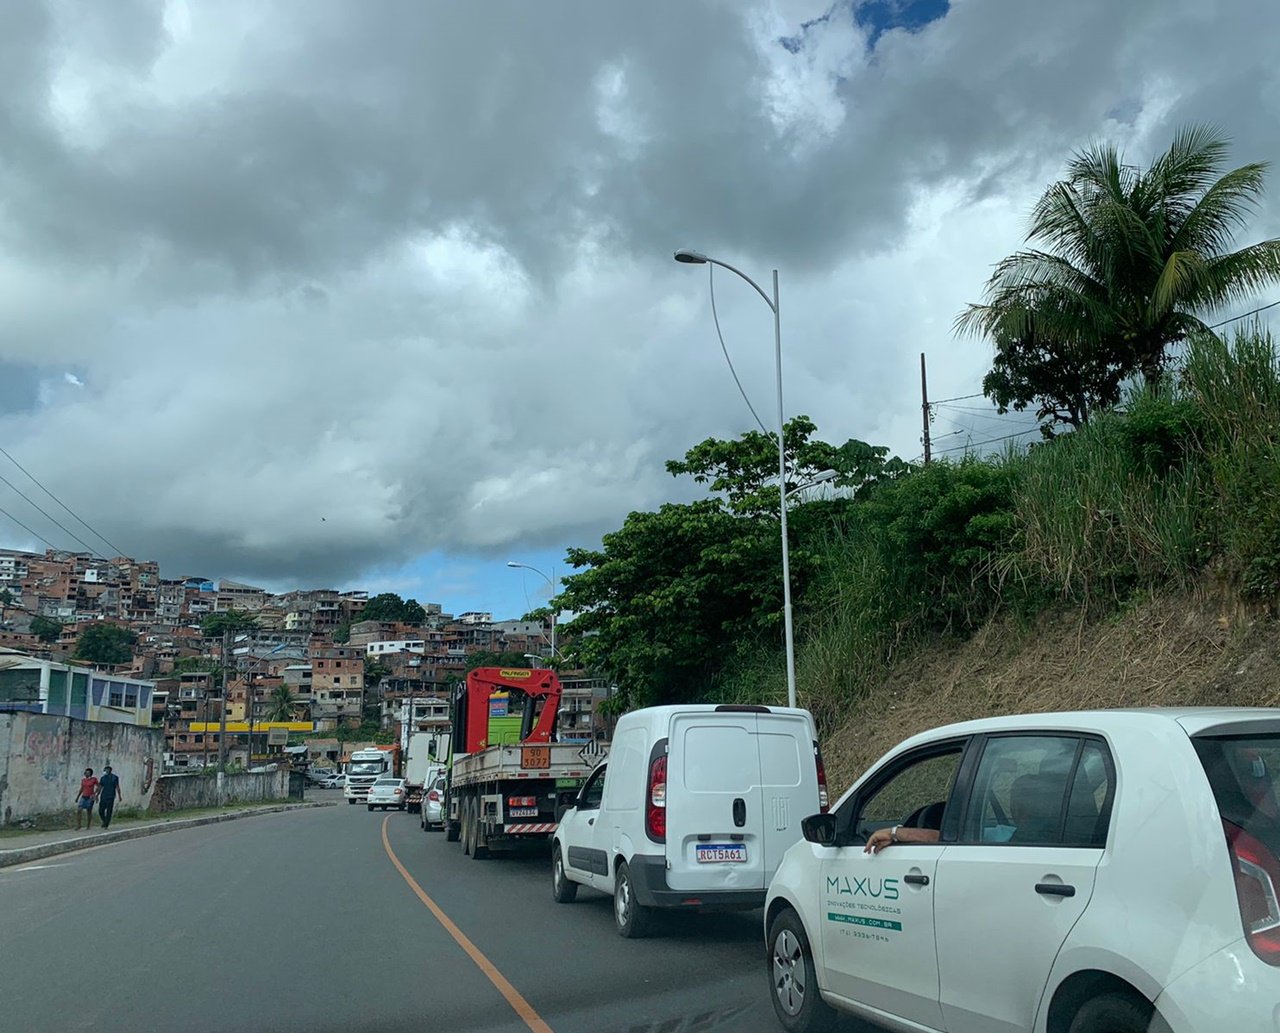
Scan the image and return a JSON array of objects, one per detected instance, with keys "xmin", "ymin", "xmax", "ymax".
[
  {"xmin": 505, "ymin": 561, "xmax": 558, "ymax": 662},
  {"xmin": 674, "ymin": 249, "xmax": 799, "ymax": 708}
]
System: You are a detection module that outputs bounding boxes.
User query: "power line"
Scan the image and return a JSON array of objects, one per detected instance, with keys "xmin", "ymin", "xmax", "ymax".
[
  {"xmin": 0, "ymin": 503, "xmax": 59, "ymax": 551},
  {"xmin": 937, "ymin": 427, "xmax": 1041, "ymax": 454},
  {"xmin": 930, "ymin": 391, "xmax": 985, "ymax": 405},
  {"xmin": 1207, "ymin": 299, "xmax": 1280, "ymax": 330},
  {"xmin": 0, "ymin": 446, "xmax": 124, "ymax": 557},
  {"xmin": 0, "ymin": 470, "xmax": 105, "ymax": 558}
]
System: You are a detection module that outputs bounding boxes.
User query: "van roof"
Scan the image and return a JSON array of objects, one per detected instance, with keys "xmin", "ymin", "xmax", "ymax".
[{"xmin": 614, "ymin": 704, "xmax": 814, "ymax": 725}]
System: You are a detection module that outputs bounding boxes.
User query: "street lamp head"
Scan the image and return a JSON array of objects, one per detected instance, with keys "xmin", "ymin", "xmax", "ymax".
[
  {"xmin": 811, "ymin": 469, "xmax": 838, "ymax": 485},
  {"xmin": 506, "ymin": 561, "xmax": 522, "ymax": 569},
  {"xmin": 674, "ymin": 248, "xmax": 708, "ymax": 265}
]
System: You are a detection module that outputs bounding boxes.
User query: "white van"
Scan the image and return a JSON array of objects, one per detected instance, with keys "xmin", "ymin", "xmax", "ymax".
[{"xmin": 552, "ymin": 704, "xmax": 827, "ymax": 937}]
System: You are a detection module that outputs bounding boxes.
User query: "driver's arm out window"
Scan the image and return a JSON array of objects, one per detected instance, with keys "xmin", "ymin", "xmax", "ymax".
[{"xmin": 843, "ymin": 747, "xmax": 963, "ymax": 844}]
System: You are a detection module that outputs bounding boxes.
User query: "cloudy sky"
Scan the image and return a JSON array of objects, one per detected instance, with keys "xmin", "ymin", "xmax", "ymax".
[{"xmin": 2, "ymin": 0, "xmax": 1279, "ymax": 618}]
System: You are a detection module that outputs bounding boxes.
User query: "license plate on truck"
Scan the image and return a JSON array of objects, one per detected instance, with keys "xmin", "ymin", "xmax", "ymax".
[{"xmin": 696, "ymin": 844, "xmax": 747, "ymax": 863}]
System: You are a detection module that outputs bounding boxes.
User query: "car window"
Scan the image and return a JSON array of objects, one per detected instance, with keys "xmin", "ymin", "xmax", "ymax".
[
  {"xmin": 580, "ymin": 765, "xmax": 606, "ymax": 810},
  {"xmin": 850, "ymin": 747, "xmax": 963, "ymax": 843},
  {"xmin": 1194, "ymin": 732, "xmax": 1280, "ymax": 855},
  {"xmin": 962, "ymin": 735, "xmax": 1081, "ymax": 846},
  {"xmin": 1063, "ymin": 741, "xmax": 1114, "ymax": 846}
]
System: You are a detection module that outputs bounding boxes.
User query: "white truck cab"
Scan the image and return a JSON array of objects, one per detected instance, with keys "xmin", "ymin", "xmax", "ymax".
[{"xmin": 553, "ymin": 704, "xmax": 826, "ymax": 937}]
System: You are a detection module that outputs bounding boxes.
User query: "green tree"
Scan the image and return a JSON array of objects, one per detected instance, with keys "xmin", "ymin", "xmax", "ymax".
[
  {"xmin": 333, "ymin": 620, "xmax": 351, "ymax": 644},
  {"xmin": 359, "ymin": 593, "xmax": 427, "ymax": 625},
  {"xmin": 402, "ymin": 598, "xmax": 427, "ymax": 624},
  {"xmin": 364, "ymin": 656, "xmax": 390, "ymax": 690},
  {"xmin": 73, "ymin": 623, "xmax": 138, "ymax": 665},
  {"xmin": 201, "ymin": 610, "xmax": 259, "ymax": 638},
  {"xmin": 958, "ymin": 125, "xmax": 1280, "ymax": 429},
  {"xmin": 465, "ymin": 650, "xmax": 533, "ymax": 672},
  {"xmin": 30, "ymin": 615, "xmax": 64, "ymax": 644},
  {"xmin": 264, "ymin": 684, "xmax": 298, "ymax": 722}
]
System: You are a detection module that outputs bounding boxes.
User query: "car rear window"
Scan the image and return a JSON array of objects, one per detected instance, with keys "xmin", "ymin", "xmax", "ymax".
[{"xmin": 1193, "ymin": 733, "xmax": 1280, "ymax": 852}]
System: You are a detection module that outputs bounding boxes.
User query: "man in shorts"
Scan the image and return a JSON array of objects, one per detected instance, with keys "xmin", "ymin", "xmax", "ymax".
[
  {"xmin": 74, "ymin": 767, "xmax": 98, "ymax": 830},
  {"xmin": 97, "ymin": 765, "xmax": 122, "ymax": 829}
]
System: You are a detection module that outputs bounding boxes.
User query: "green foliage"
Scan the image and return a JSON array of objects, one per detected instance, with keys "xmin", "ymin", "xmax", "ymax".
[
  {"xmin": 359, "ymin": 593, "xmax": 427, "ymax": 625},
  {"xmin": 333, "ymin": 620, "xmax": 351, "ymax": 644},
  {"xmin": 264, "ymin": 685, "xmax": 298, "ymax": 722},
  {"xmin": 30, "ymin": 615, "xmax": 64, "ymax": 644},
  {"xmin": 172, "ymin": 656, "xmax": 220, "ymax": 676},
  {"xmin": 465, "ymin": 650, "xmax": 534, "ymax": 671},
  {"xmin": 959, "ymin": 124, "xmax": 1280, "ymax": 432},
  {"xmin": 363, "ymin": 657, "xmax": 390, "ymax": 688},
  {"xmin": 201, "ymin": 610, "xmax": 259, "ymax": 638},
  {"xmin": 73, "ymin": 623, "xmax": 138, "ymax": 665}
]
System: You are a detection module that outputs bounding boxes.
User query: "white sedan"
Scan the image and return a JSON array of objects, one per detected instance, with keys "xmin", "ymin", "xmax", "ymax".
[
  {"xmin": 420, "ymin": 774, "xmax": 447, "ymax": 831},
  {"xmin": 367, "ymin": 777, "xmax": 407, "ymax": 811},
  {"xmin": 765, "ymin": 707, "xmax": 1280, "ymax": 1033}
]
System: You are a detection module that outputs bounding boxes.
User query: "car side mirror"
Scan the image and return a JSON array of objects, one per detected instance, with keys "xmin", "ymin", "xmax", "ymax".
[{"xmin": 801, "ymin": 813, "xmax": 840, "ymax": 847}]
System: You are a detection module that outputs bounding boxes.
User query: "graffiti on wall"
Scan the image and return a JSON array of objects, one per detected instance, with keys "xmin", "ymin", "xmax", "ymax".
[{"xmin": 24, "ymin": 724, "xmax": 69, "ymax": 782}]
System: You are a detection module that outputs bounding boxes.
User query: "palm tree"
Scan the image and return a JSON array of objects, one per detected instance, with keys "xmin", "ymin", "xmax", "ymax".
[
  {"xmin": 958, "ymin": 125, "xmax": 1280, "ymax": 424},
  {"xmin": 264, "ymin": 684, "xmax": 297, "ymax": 723}
]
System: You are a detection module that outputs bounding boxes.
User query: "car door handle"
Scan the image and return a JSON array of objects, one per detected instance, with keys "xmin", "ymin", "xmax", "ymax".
[
  {"xmin": 1035, "ymin": 882, "xmax": 1076, "ymax": 898},
  {"xmin": 903, "ymin": 874, "xmax": 930, "ymax": 887},
  {"xmin": 587, "ymin": 818, "xmax": 595, "ymax": 826}
]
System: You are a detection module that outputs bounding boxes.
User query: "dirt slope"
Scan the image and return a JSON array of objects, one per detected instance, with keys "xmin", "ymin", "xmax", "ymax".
[{"xmin": 822, "ymin": 585, "xmax": 1280, "ymax": 793}]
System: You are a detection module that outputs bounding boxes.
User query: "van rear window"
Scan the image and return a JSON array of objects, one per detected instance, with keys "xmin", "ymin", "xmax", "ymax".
[{"xmin": 1193, "ymin": 733, "xmax": 1280, "ymax": 852}]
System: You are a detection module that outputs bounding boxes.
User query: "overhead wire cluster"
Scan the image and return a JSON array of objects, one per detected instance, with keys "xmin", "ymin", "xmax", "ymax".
[{"xmin": 0, "ymin": 445, "xmax": 124, "ymax": 560}]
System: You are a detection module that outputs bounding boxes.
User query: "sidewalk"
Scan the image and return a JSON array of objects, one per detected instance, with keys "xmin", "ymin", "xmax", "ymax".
[{"xmin": 0, "ymin": 800, "xmax": 333, "ymax": 869}]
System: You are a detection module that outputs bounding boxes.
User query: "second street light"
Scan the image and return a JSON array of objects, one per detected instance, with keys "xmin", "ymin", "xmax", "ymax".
[
  {"xmin": 675, "ymin": 247, "xmax": 800, "ymax": 708},
  {"xmin": 506, "ymin": 561, "xmax": 558, "ymax": 662}
]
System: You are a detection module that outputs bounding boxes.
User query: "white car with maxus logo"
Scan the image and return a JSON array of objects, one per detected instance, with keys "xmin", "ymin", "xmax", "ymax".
[
  {"xmin": 553, "ymin": 704, "xmax": 825, "ymax": 937},
  {"xmin": 764, "ymin": 707, "xmax": 1280, "ymax": 1033}
]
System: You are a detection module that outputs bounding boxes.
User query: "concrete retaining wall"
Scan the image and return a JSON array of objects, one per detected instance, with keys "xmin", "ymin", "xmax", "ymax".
[
  {"xmin": 0, "ymin": 712, "xmax": 165, "ymax": 827},
  {"xmin": 150, "ymin": 768, "xmax": 291, "ymax": 812}
]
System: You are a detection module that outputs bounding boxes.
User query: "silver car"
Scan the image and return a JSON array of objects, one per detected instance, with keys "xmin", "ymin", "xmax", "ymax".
[
  {"xmin": 420, "ymin": 774, "xmax": 447, "ymax": 830},
  {"xmin": 366, "ymin": 777, "xmax": 406, "ymax": 811}
]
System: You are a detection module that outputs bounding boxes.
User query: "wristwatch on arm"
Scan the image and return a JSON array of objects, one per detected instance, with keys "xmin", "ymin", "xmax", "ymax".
[{"xmin": 891, "ymin": 825, "xmax": 900, "ymax": 843}]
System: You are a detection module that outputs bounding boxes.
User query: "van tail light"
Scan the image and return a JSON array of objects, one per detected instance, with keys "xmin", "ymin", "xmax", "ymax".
[
  {"xmin": 646, "ymin": 754, "xmax": 667, "ymax": 843},
  {"xmin": 815, "ymin": 743, "xmax": 829, "ymax": 814},
  {"xmin": 1224, "ymin": 819, "xmax": 1280, "ymax": 966}
]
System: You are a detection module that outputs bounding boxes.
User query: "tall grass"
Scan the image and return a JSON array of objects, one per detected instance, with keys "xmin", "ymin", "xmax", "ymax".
[{"xmin": 786, "ymin": 328, "xmax": 1280, "ymax": 733}]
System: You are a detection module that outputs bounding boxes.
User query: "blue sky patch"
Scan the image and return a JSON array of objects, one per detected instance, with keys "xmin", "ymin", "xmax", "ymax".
[{"xmin": 781, "ymin": 0, "xmax": 950, "ymax": 53}]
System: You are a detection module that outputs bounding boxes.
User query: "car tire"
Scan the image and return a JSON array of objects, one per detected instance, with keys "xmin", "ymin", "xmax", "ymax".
[
  {"xmin": 552, "ymin": 844, "xmax": 578, "ymax": 903},
  {"xmin": 613, "ymin": 861, "xmax": 653, "ymax": 938},
  {"xmin": 367, "ymin": 804, "xmax": 374, "ymax": 812},
  {"xmin": 347, "ymin": 798, "xmax": 355, "ymax": 805},
  {"xmin": 398, "ymin": 804, "xmax": 406, "ymax": 811},
  {"xmin": 1068, "ymin": 993, "xmax": 1163, "ymax": 1033},
  {"xmin": 445, "ymin": 820, "xmax": 459, "ymax": 841},
  {"xmin": 767, "ymin": 908, "xmax": 838, "ymax": 1033}
]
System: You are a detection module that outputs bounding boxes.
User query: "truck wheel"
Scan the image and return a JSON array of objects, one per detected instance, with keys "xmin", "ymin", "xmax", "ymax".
[
  {"xmin": 552, "ymin": 845, "xmax": 578, "ymax": 903},
  {"xmin": 471, "ymin": 807, "xmax": 490, "ymax": 860},
  {"xmin": 347, "ymin": 798, "xmax": 356, "ymax": 806},
  {"xmin": 614, "ymin": 861, "xmax": 653, "ymax": 938},
  {"xmin": 366, "ymin": 804, "xmax": 374, "ymax": 812},
  {"xmin": 767, "ymin": 908, "xmax": 837, "ymax": 1033},
  {"xmin": 462, "ymin": 799, "xmax": 473, "ymax": 855}
]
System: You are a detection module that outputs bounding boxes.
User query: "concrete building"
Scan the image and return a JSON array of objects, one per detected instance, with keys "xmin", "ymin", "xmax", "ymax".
[{"xmin": 0, "ymin": 649, "xmax": 156, "ymax": 726}]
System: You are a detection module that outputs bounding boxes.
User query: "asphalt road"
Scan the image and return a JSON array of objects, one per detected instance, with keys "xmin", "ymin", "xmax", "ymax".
[{"xmin": 0, "ymin": 791, "xmax": 869, "ymax": 1033}]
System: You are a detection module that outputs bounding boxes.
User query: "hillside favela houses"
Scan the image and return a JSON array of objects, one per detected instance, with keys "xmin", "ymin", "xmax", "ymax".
[{"xmin": 0, "ymin": 547, "xmax": 610, "ymax": 779}]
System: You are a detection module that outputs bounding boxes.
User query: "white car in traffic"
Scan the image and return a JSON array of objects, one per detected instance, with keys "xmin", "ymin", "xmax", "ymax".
[
  {"xmin": 367, "ymin": 777, "xmax": 407, "ymax": 811},
  {"xmin": 765, "ymin": 707, "xmax": 1280, "ymax": 1033},
  {"xmin": 420, "ymin": 774, "xmax": 447, "ymax": 831}
]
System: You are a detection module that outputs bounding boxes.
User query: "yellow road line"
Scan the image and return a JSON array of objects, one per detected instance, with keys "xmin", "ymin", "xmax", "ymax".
[{"xmin": 380, "ymin": 816, "xmax": 555, "ymax": 1033}]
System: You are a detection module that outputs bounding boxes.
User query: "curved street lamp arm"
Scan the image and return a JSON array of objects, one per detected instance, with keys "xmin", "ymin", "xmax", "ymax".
[{"xmin": 704, "ymin": 257, "xmax": 777, "ymax": 313}]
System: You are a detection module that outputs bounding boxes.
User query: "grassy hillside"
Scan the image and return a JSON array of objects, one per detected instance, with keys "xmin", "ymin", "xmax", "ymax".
[{"xmin": 710, "ymin": 328, "xmax": 1280, "ymax": 783}]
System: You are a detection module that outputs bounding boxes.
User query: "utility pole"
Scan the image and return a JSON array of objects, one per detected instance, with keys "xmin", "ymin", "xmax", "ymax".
[
  {"xmin": 217, "ymin": 627, "xmax": 231, "ymax": 775},
  {"xmin": 920, "ymin": 352, "xmax": 932, "ymax": 465}
]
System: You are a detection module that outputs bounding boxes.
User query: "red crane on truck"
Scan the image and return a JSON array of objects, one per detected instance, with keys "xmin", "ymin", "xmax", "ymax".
[{"xmin": 444, "ymin": 667, "xmax": 605, "ymax": 858}]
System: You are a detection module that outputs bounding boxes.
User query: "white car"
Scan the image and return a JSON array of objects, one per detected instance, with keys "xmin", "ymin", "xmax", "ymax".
[
  {"xmin": 764, "ymin": 708, "xmax": 1280, "ymax": 1033},
  {"xmin": 320, "ymin": 773, "xmax": 346, "ymax": 789},
  {"xmin": 367, "ymin": 777, "xmax": 407, "ymax": 811},
  {"xmin": 553, "ymin": 704, "xmax": 824, "ymax": 937},
  {"xmin": 420, "ymin": 774, "xmax": 447, "ymax": 831}
]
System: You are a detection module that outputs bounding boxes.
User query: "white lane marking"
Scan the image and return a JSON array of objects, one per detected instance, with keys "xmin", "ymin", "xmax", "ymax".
[{"xmin": 14, "ymin": 863, "xmax": 74, "ymax": 872}]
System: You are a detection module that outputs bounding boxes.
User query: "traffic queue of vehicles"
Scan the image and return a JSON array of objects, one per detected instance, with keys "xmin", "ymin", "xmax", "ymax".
[{"xmin": 326, "ymin": 670, "xmax": 1279, "ymax": 1033}]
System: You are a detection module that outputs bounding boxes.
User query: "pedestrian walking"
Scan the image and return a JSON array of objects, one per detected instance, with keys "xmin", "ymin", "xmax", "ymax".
[
  {"xmin": 74, "ymin": 767, "xmax": 98, "ymax": 830},
  {"xmin": 97, "ymin": 764, "xmax": 122, "ymax": 829}
]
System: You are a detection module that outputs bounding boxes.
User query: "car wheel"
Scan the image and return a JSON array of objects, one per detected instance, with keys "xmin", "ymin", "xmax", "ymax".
[
  {"xmin": 347, "ymin": 798, "xmax": 356, "ymax": 805},
  {"xmin": 613, "ymin": 861, "xmax": 653, "ymax": 938},
  {"xmin": 767, "ymin": 908, "xmax": 838, "ymax": 1033},
  {"xmin": 367, "ymin": 804, "xmax": 374, "ymax": 812},
  {"xmin": 552, "ymin": 844, "xmax": 578, "ymax": 903},
  {"xmin": 445, "ymin": 819, "xmax": 459, "ymax": 842},
  {"xmin": 399, "ymin": 804, "xmax": 406, "ymax": 811},
  {"xmin": 1068, "ymin": 993, "xmax": 1163, "ymax": 1033}
]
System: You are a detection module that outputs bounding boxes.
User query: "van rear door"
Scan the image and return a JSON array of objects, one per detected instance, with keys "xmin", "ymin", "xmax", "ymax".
[
  {"xmin": 666, "ymin": 711, "xmax": 767, "ymax": 892},
  {"xmin": 756, "ymin": 711, "xmax": 821, "ymax": 881}
]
